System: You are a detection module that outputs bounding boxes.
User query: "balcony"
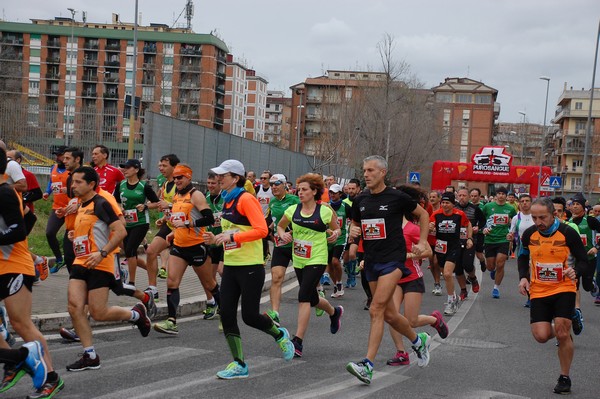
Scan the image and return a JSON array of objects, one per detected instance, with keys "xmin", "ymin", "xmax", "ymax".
[
  {"xmin": 562, "ymin": 145, "xmax": 585, "ymax": 155},
  {"xmin": 104, "ymin": 60, "xmax": 120, "ymax": 67},
  {"xmin": 215, "ymin": 101, "xmax": 225, "ymax": 110},
  {"xmin": 305, "ymin": 129, "xmax": 321, "ymax": 137},
  {"xmin": 103, "ymin": 92, "xmax": 119, "ymax": 100},
  {"xmin": 143, "ymin": 45, "xmax": 157, "ymax": 54},
  {"xmin": 143, "ymin": 63, "xmax": 156, "ymax": 71},
  {"xmin": 45, "ymin": 72, "xmax": 60, "ymax": 80},
  {"xmin": 46, "ymin": 55, "xmax": 61, "ymax": 64},
  {"xmin": 1, "ymin": 36, "xmax": 24, "ymax": 45},
  {"xmin": 214, "ymin": 117, "xmax": 224, "ymax": 125},
  {"xmin": 105, "ymin": 43, "xmax": 121, "ymax": 52},
  {"xmin": 142, "ymin": 93, "xmax": 154, "ymax": 102},
  {"xmin": 217, "ymin": 54, "xmax": 227, "ymax": 63},
  {"xmin": 179, "ymin": 81, "xmax": 199, "ymax": 89},
  {"xmin": 217, "ymin": 72, "xmax": 226, "ymax": 80},
  {"xmin": 215, "ymin": 85, "xmax": 225, "ymax": 95},
  {"xmin": 81, "ymin": 89, "xmax": 98, "ymax": 98},
  {"xmin": 81, "ymin": 74, "xmax": 98, "ymax": 83},
  {"xmin": 45, "ymin": 88, "xmax": 59, "ymax": 96},
  {"xmin": 84, "ymin": 42, "xmax": 99, "ymax": 50},
  {"xmin": 105, "ymin": 75, "xmax": 119, "ymax": 83},
  {"xmin": 180, "ymin": 96, "xmax": 199, "ymax": 104},
  {"xmin": 181, "ymin": 47, "xmax": 201, "ymax": 56},
  {"xmin": 142, "ymin": 77, "xmax": 155, "ymax": 86},
  {"xmin": 84, "ymin": 59, "xmax": 99, "ymax": 67},
  {"xmin": 306, "ymin": 95, "xmax": 323, "ymax": 103},
  {"xmin": 181, "ymin": 64, "xmax": 201, "ymax": 73}
]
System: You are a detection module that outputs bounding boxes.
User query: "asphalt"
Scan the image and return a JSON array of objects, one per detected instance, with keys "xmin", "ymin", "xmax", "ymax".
[{"xmin": 28, "ymin": 254, "xmax": 295, "ymax": 333}]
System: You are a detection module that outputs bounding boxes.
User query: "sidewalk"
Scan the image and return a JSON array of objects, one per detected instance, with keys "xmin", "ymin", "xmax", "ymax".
[{"xmin": 30, "ymin": 255, "xmax": 295, "ymax": 333}]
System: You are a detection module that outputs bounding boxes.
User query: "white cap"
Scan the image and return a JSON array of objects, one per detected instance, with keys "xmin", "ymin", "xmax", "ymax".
[
  {"xmin": 329, "ymin": 183, "xmax": 343, "ymax": 193},
  {"xmin": 270, "ymin": 174, "xmax": 287, "ymax": 184},
  {"xmin": 211, "ymin": 159, "xmax": 245, "ymax": 176}
]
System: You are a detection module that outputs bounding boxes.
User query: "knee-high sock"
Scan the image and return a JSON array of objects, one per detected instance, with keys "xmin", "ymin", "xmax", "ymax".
[{"xmin": 167, "ymin": 288, "xmax": 180, "ymax": 320}]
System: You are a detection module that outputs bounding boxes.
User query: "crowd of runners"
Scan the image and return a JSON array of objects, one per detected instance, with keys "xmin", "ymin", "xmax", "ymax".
[{"xmin": 1, "ymin": 145, "xmax": 599, "ymax": 397}]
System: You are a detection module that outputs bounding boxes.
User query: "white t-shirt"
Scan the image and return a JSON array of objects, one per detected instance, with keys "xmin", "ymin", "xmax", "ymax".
[
  {"xmin": 256, "ymin": 185, "xmax": 274, "ymax": 217},
  {"xmin": 510, "ymin": 212, "xmax": 534, "ymax": 240},
  {"xmin": 5, "ymin": 159, "xmax": 25, "ymax": 184}
]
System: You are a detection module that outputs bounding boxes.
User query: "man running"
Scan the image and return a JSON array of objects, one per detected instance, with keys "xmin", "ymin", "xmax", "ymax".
[
  {"xmin": 482, "ymin": 186, "xmax": 516, "ymax": 298},
  {"xmin": 428, "ymin": 191, "xmax": 442, "ymax": 295},
  {"xmin": 327, "ymin": 183, "xmax": 351, "ymax": 298},
  {"xmin": 204, "ymin": 171, "xmax": 225, "ymax": 320},
  {"xmin": 256, "ymin": 170, "xmax": 274, "ymax": 261},
  {"xmin": 346, "ymin": 155, "xmax": 431, "ymax": 385},
  {"xmin": 343, "ymin": 178, "xmax": 361, "ymax": 288},
  {"xmin": 507, "ymin": 194, "xmax": 534, "ymax": 307},
  {"xmin": 91, "ymin": 145, "xmax": 124, "ymax": 195},
  {"xmin": 518, "ymin": 197, "xmax": 593, "ymax": 394},
  {"xmin": 469, "ymin": 188, "xmax": 488, "ymax": 272}
]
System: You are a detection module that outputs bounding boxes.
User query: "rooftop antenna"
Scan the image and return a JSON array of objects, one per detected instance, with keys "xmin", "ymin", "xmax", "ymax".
[{"xmin": 185, "ymin": 0, "xmax": 194, "ymax": 31}]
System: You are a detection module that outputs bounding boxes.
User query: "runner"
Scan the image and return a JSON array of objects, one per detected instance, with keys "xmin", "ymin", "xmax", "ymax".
[
  {"xmin": 469, "ymin": 188, "xmax": 488, "ymax": 272},
  {"xmin": 0, "ymin": 148, "xmax": 64, "ymax": 397},
  {"xmin": 430, "ymin": 192, "xmax": 473, "ymax": 315},
  {"xmin": 114, "ymin": 159, "xmax": 160, "ymax": 292},
  {"xmin": 386, "ymin": 185, "xmax": 448, "ymax": 366},
  {"xmin": 276, "ymin": 173, "xmax": 343, "ymax": 357},
  {"xmin": 256, "ymin": 170, "xmax": 274, "ymax": 261},
  {"xmin": 428, "ymin": 191, "xmax": 442, "ymax": 295},
  {"xmin": 153, "ymin": 164, "xmax": 219, "ymax": 335},
  {"xmin": 0, "ymin": 141, "xmax": 27, "ymax": 194},
  {"xmin": 327, "ymin": 183, "xmax": 352, "ymax": 298},
  {"xmin": 66, "ymin": 166, "xmax": 151, "ymax": 371},
  {"xmin": 203, "ymin": 159, "xmax": 294, "ymax": 379},
  {"xmin": 518, "ymin": 197, "xmax": 593, "ymax": 394},
  {"xmin": 482, "ymin": 186, "xmax": 516, "ymax": 298},
  {"xmin": 343, "ymin": 178, "xmax": 361, "ymax": 288},
  {"xmin": 43, "ymin": 145, "xmax": 68, "ymax": 273},
  {"xmin": 346, "ymin": 155, "xmax": 431, "ymax": 385},
  {"xmin": 91, "ymin": 145, "xmax": 124, "ymax": 195},
  {"xmin": 204, "ymin": 171, "xmax": 225, "ymax": 320},
  {"xmin": 265, "ymin": 174, "xmax": 300, "ymax": 325}
]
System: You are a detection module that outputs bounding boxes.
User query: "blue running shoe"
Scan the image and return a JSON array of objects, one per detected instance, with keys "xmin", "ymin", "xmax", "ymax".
[
  {"xmin": 22, "ymin": 341, "xmax": 47, "ymax": 390},
  {"xmin": 572, "ymin": 308, "xmax": 583, "ymax": 335},
  {"xmin": 216, "ymin": 361, "xmax": 248, "ymax": 379},
  {"xmin": 490, "ymin": 269, "xmax": 496, "ymax": 280},
  {"xmin": 492, "ymin": 287, "xmax": 500, "ymax": 299},
  {"xmin": 276, "ymin": 327, "xmax": 294, "ymax": 361},
  {"xmin": 49, "ymin": 260, "xmax": 65, "ymax": 274},
  {"xmin": 320, "ymin": 272, "xmax": 331, "ymax": 286}
]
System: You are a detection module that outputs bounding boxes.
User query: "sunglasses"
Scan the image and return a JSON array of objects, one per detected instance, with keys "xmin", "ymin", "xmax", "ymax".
[
  {"xmin": 270, "ymin": 181, "xmax": 283, "ymax": 187},
  {"xmin": 173, "ymin": 175, "xmax": 185, "ymax": 180}
]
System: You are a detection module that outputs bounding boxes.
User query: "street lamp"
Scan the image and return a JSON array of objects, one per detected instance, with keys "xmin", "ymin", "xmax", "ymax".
[
  {"xmin": 582, "ymin": 20, "xmax": 600, "ymax": 196},
  {"xmin": 127, "ymin": 0, "xmax": 139, "ymax": 159},
  {"xmin": 66, "ymin": 8, "xmax": 77, "ymax": 146},
  {"xmin": 538, "ymin": 76, "xmax": 550, "ymax": 197},
  {"xmin": 518, "ymin": 111, "xmax": 526, "ymax": 165},
  {"xmin": 295, "ymin": 104, "xmax": 304, "ymax": 152}
]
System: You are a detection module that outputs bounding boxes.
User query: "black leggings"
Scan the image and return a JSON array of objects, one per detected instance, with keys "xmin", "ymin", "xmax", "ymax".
[
  {"xmin": 220, "ymin": 265, "xmax": 272, "ymax": 336},
  {"xmin": 294, "ymin": 265, "xmax": 325, "ymax": 306},
  {"xmin": 46, "ymin": 211, "xmax": 64, "ymax": 259},
  {"xmin": 124, "ymin": 224, "xmax": 149, "ymax": 258}
]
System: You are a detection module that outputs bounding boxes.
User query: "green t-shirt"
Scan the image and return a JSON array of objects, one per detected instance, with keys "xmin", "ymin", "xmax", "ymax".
[
  {"xmin": 269, "ymin": 194, "xmax": 300, "ymax": 248},
  {"xmin": 206, "ymin": 191, "xmax": 224, "ymax": 243},
  {"xmin": 156, "ymin": 173, "xmax": 166, "ymax": 188},
  {"xmin": 119, "ymin": 180, "xmax": 150, "ymax": 228},
  {"xmin": 330, "ymin": 201, "xmax": 351, "ymax": 246},
  {"xmin": 482, "ymin": 201, "xmax": 517, "ymax": 244},
  {"xmin": 284, "ymin": 203, "xmax": 332, "ymax": 268}
]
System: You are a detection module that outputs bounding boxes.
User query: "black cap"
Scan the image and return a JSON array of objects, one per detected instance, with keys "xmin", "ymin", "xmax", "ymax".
[
  {"xmin": 441, "ymin": 192, "xmax": 455, "ymax": 203},
  {"xmin": 52, "ymin": 145, "xmax": 68, "ymax": 155},
  {"xmin": 119, "ymin": 159, "xmax": 142, "ymax": 169},
  {"xmin": 572, "ymin": 193, "xmax": 586, "ymax": 207},
  {"xmin": 495, "ymin": 186, "xmax": 508, "ymax": 194}
]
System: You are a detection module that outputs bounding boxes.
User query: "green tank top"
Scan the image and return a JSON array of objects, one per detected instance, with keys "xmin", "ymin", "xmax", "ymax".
[
  {"xmin": 284, "ymin": 203, "xmax": 332, "ymax": 268},
  {"xmin": 269, "ymin": 194, "xmax": 300, "ymax": 248},
  {"xmin": 330, "ymin": 201, "xmax": 350, "ymax": 246},
  {"xmin": 206, "ymin": 191, "xmax": 224, "ymax": 245},
  {"xmin": 570, "ymin": 216, "xmax": 594, "ymax": 260},
  {"xmin": 119, "ymin": 180, "xmax": 150, "ymax": 227}
]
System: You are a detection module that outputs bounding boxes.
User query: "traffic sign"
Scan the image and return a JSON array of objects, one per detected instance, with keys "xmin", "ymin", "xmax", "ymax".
[
  {"xmin": 409, "ymin": 172, "xmax": 420, "ymax": 184},
  {"xmin": 542, "ymin": 176, "xmax": 562, "ymax": 189}
]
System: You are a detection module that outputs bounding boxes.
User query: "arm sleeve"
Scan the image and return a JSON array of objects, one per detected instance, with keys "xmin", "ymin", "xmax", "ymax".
[
  {"xmin": 113, "ymin": 184, "xmax": 122, "ymax": 203},
  {"xmin": 94, "ymin": 197, "xmax": 120, "ymax": 225},
  {"xmin": 517, "ymin": 227, "xmax": 532, "ymax": 280},
  {"xmin": 564, "ymin": 224, "xmax": 593, "ymax": 277},
  {"xmin": 144, "ymin": 183, "xmax": 160, "ymax": 203},
  {"xmin": 194, "ymin": 208, "xmax": 215, "ymax": 227},
  {"xmin": 234, "ymin": 193, "xmax": 268, "ymax": 243},
  {"xmin": 0, "ymin": 189, "xmax": 27, "ymax": 245},
  {"xmin": 23, "ymin": 187, "xmax": 43, "ymax": 203},
  {"xmin": 475, "ymin": 207, "xmax": 486, "ymax": 228}
]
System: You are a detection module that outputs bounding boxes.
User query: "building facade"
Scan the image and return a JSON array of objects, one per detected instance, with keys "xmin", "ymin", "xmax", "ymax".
[{"xmin": 264, "ymin": 90, "xmax": 291, "ymax": 147}]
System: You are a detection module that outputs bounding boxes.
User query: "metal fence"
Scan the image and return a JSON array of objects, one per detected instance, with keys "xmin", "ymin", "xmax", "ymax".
[{"xmin": 143, "ymin": 111, "xmax": 355, "ymax": 183}]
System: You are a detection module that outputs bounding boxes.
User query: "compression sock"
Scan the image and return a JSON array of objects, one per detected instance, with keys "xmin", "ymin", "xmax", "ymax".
[
  {"xmin": 211, "ymin": 284, "xmax": 221, "ymax": 307},
  {"xmin": 167, "ymin": 288, "xmax": 180, "ymax": 319},
  {"xmin": 225, "ymin": 333, "xmax": 244, "ymax": 366}
]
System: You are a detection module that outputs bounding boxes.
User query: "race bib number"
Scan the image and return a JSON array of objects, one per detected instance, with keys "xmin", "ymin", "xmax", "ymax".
[
  {"xmin": 535, "ymin": 262, "xmax": 564, "ymax": 283},
  {"xmin": 124, "ymin": 209, "xmax": 139, "ymax": 224},
  {"xmin": 223, "ymin": 229, "xmax": 241, "ymax": 251},
  {"xmin": 259, "ymin": 197, "xmax": 270, "ymax": 205},
  {"xmin": 460, "ymin": 227, "xmax": 467, "ymax": 240},
  {"xmin": 492, "ymin": 214, "xmax": 509, "ymax": 225},
  {"xmin": 170, "ymin": 212, "xmax": 186, "ymax": 224},
  {"xmin": 337, "ymin": 217, "xmax": 344, "ymax": 229},
  {"xmin": 361, "ymin": 218, "xmax": 386, "ymax": 240},
  {"xmin": 273, "ymin": 233, "xmax": 285, "ymax": 247},
  {"xmin": 51, "ymin": 182, "xmax": 62, "ymax": 194},
  {"xmin": 66, "ymin": 198, "xmax": 79, "ymax": 215},
  {"xmin": 213, "ymin": 211, "xmax": 222, "ymax": 228},
  {"xmin": 293, "ymin": 239, "xmax": 313, "ymax": 258},
  {"xmin": 435, "ymin": 239, "xmax": 448, "ymax": 254},
  {"xmin": 164, "ymin": 208, "xmax": 172, "ymax": 220},
  {"xmin": 580, "ymin": 234, "xmax": 588, "ymax": 246},
  {"xmin": 73, "ymin": 235, "xmax": 91, "ymax": 257}
]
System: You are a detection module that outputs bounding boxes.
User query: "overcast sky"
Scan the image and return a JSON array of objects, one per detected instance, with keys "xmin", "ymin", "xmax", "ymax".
[{"xmin": 5, "ymin": 0, "xmax": 600, "ymax": 124}]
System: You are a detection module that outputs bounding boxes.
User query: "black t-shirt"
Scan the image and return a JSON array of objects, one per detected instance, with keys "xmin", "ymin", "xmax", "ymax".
[
  {"xmin": 351, "ymin": 187, "xmax": 417, "ymax": 264},
  {"xmin": 455, "ymin": 202, "xmax": 485, "ymax": 229},
  {"xmin": 430, "ymin": 208, "xmax": 469, "ymax": 252}
]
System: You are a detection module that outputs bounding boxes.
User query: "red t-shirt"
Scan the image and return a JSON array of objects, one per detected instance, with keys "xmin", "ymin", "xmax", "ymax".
[
  {"xmin": 398, "ymin": 221, "xmax": 424, "ymax": 284},
  {"xmin": 94, "ymin": 164, "xmax": 124, "ymax": 195},
  {"xmin": 23, "ymin": 168, "xmax": 40, "ymax": 213}
]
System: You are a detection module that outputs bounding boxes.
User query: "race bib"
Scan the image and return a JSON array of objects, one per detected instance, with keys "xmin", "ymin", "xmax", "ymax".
[
  {"xmin": 164, "ymin": 208, "xmax": 172, "ymax": 220},
  {"xmin": 273, "ymin": 233, "xmax": 285, "ymax": 247},
  {"xmin": 213, "ymin": 211, "xmax": 222, "ymax": 228},
  {"xmin": 73, "ymin": 235, "xmax": 91, "ymax": 257},
  {"xmin": 535, "ymin": 262, "xmax": 564, "ymax": 283},
  {"xmin": 435, "ymin": 239, "xmax": 448, "ymax": 254},
  {"xmin": 361, "ymin": 218, "xmax": 386, "ymax": 240},
  {"xmin": 124, "ymin": 209, "xmax": 139, "ymax": 224},
  {"xmin": 460, "ymin": 227, "xmax": 467, "ymax": 240},
  {"xmin": 293, "ymin": 239, "xmax": 313, "ymax": 258},
  {"xmin": 66, "ymin": 198, "xmax": 79, "ymax": 215},
  {"xmin": 223, "ymin": 229, "xmax": 241, "ymax": 251},
  {"xmin": 51, "ymin": 182, "xmax": 62, "ymax": 194},
  {"xmin": 170, "ymin": 212, "xmax": 186, "ymax": 224},
  {"xmin": 580, "ymin": 234, "xmax": 588, "ymax": 246},
  {"xmin": 492, "ymin": 214, "xmax": 509, "ymax": 225}
]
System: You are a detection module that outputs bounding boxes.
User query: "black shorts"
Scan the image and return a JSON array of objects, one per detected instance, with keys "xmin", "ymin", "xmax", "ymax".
[
  {"xmin": 124, "ymin": 224, "xmax": 149, "ymax": 258},
  {"xmin": 398, "ymin": 277, "xmax": 425, "ymax": 294},
  {"xmin": 475, "ymin": 233, "xmax": 485, "ymax": 253},
  {"xmin": 170, "ymin": 243, "xmax": 209, "ymax": 266},
  {"xmin": 484, "ymin": 242, "xmax": 510, "ymax": 258},
  {"xmin": 155, "ymin": 223, "xmax": 172, "ymax": 240},
  {"xmin": 455, "ymin": 244, "xmax": 475, "ymax": 275},
  {"xmin": 69, "ymin": 264, "xmax": 118, "ymax": 291},
  {"xmin": 435, "ymin": 245, "xmax": 461, "ymax": 265},
  {"xmin": 271, "ymin": 245, "xmax": 293, "ymax": 268},
  {"xmin": 208, "ymin": 245, "xmax": 224, "ymax": 264},
  {"xmin": 530, "ymin": 292, "xmax": 576, "ymax": 323},
  {"xmin": 327, "ymin": 245, "xmax": 344, "ymax": 264},
  {"xmin": 0, "ymin": 273, "xmax": 34, "ymax": 300}
]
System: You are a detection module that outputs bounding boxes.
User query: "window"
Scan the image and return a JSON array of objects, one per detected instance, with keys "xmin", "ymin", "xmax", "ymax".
[
  {"xmin": 456, "ymin": 94, "xmax": 472, "ymax": 104},
  {"xmin": 163, "ymin": 57, "xmax": 174, "ymax": 65},
  {"xmin": 436, "ymin": 93, "xmax": 453, "ymax": 103},
  {"xmin": 345, "ymin": 87, "xmax": 353, "ymax": 99},
  {"xmin": 572, "ymin": 159, "xmax": 583, "ymax": 170},
  {"xmin": 461, "ymin": 128, "xmax": 469, "ymax": 145},
  {"xmin": 460, "ymin": 147, "xmax": 468, "ymax": 163},
  {"xmin": 570, "ymin": 177, "xmax": 582, "ymax": 190},
  {"xmin": 475, "ymin": 94, "xmax": 492, "ymax": 104},
  {"xmin": 575, "ymin": 102, "xmax": 583, "ymax": 110},
  {"xmin": 443, "ymin": 109, "xmax": 451, "ymax": 126}
]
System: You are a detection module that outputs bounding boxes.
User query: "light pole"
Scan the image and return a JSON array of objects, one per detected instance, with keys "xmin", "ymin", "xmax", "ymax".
[
  {"xmin": 518, "ymin": 111, "xmax": 526, "ymax": 165},
  {"xmin": 538, "ymin": 76, "xmax": 550, "ymax": 197},
  {"xmin": 127, "ymin": 0, "xmax": 139, "ymax": 159},
  {"xmin": 295, "ymin": 104, "xmax": 304, "ymax": 152},
  {"xmin": 66, "ymin": 7, "xmax": 76, "ymax": 146},
  {"xmin": 582, "ymin": 20, "xmax": 600, "ymax": 196}
]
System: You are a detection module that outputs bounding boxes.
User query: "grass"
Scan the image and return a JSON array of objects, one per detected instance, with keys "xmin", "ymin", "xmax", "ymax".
[{"xmin": 28, "ymin": 198, "xmax": 161, "ymax": 257}]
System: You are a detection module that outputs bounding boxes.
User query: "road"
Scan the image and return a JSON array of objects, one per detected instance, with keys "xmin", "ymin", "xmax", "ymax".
[{"xmin": 6, "ymin": 259, "xmax": 600, "ymax": 398}]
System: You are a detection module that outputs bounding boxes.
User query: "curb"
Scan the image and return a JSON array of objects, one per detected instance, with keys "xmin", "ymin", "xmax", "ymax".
[{"xmin": 31, "ymin": 266, "xmax": 296, "ymax": 333}]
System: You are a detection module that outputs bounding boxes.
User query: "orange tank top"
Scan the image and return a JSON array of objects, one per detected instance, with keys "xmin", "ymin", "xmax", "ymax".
[
  {"xmin": 50, "ymin": 165, "xmax": 69, "ymax": 209},
  {"xmin": 170, "ymin": 188, "xmax": 205, "ymax": 247}
]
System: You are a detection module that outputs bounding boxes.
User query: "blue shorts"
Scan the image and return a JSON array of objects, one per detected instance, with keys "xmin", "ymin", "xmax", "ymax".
[{"xmin": 364, "ymin": 261, "xmax": 411, "ymax": 283}]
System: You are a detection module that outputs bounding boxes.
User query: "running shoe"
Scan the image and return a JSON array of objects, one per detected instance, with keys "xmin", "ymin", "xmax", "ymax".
[
  {"xmin": 553, "ymin": 375, "xmax": 571, "ymax": 394},
  {"xmin": 276, "ymin": 327, "xmax": 294, "ymax": 361},
  {"xmin": 203, "ymin": 304, "xmax": 220, "ymax": 320},
  {"xmin": 490, "ymin": 269, "xmax": 496, "ymax": 280},
  {"xmin": 216, "ymin": 361, "xmax": 248, "ymax": 379},
  {"xmin": 265, "ymin": 309, "xmax": 280, "ymax": 327},
  {"xmin": 363, "ymin": 298, "xmax": 372, "ymax": 310},
  {"xmin": 492, "ymin": 287, "xmax": 500, "ymax": 299},
  {"xmin": 0, "ymin": 365, "xmax": 26, "ymax": 393},
  {"xmin": 315, "ymin": 291, "xmax": 326, "ymax": 317},
  {"xmin": 346, "ymin": 360, "xmax": 373, "ymax": 385},
  {"xmin": 386, "ymin": 350, "xmax": 410, "ymax": 366},
  {"xmin": 345, "ymin": 275, "xmax": 356, "ymax": 288},
  {"xmin": 411, "ymin": 332, "xmax": 431, "ymax": 368},
  {"xmin": 330, "ymin": 285, "xmax": 344, "ymax": 298},
  {"xmin": 320, "ymin": 272, "xmax": 332, "ymax": 286},
  {"xmin": 432, "ymin": 283, "xmax": 442, "ymax": 296},
  {"xmin": 49, "ymin": 260, "xmax": 65, "ymax": 274},
  {"xmin": 291, "ymin": 336, "xmax": 303, "ymax": 358},
  {"xmin": 330, "ymin": 306, "xmax": 343, "ymax": 334},
  {"xmin": 153, "ymin": 318, "xmax": 179, "ymax": 335},
  {"xmin": 430, "ymin": 310, "xmax": 449, "ymax": 339},
  {"xmin": 132, "ymin": 302, "xmax": 151, "ymax": 337},
  {"xmin": 444, "ymin": 300, "xmax": 456, "ymax": 316},
  {"xmin": 35, "ymin": 256, "xmax": 49, "ymax": 281},
  {"xmin": 66, "ymin": 352, "xmax": 100, "ymax": 372},
  {"xmin": 58, "ymin": 327, "xmax": 80, "ymax": 342},
  {"xmin": 158, "ymin": 267, "xmax": 168, "ymax": 279},
  {"xmin": 459, "ymin": 290, "xmax": 468, "ymax": 301},
  {"xmin": 524, "ymin": 299, "xmax": 531, "ymax": 308},
  {"xmin": 594, "ymin": 295, "xmax": 600, "ymax": 305},
  {"xmin": 572, "ymin": 308, "xmax": 583, "ymax": 335},
  {"xmin": 468, "ymin": 277, "xmax": 480, "ymax": 293},
  {"xmin": 22, "ymin": 341, "xmax": 47, "ymax": 389},
  {"xmin": 143, "ymin": 290, "xmax": 158, "ymax": 319},
  {"xmin": 27, "ymin": 377, "xmax": 64, "ymax": 399},
  {"xmin": 0, "ymin": 306, "xmax": 15, "ymax": 347}
]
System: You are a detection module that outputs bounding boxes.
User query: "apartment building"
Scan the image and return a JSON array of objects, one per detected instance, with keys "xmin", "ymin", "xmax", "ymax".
[
  {"xmin": 264, "ymin": 91, "xmax": 291, "ymax": 147},
  {"xmin": 493, "ymin": 122, "xmax": 544, "ymax": 167},
  {"xmin": 245, "ymin": 70, "xmax": 267, "ymax": 142}
]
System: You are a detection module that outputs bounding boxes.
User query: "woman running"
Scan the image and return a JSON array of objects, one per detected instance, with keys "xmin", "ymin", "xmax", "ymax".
[
  {"xmin": 277, "ymin": 173, "xmax": 344, "ymax": 357},
  {"xmin": 204, "ymin": 160, "xmax": 294, "ymax": 379}
]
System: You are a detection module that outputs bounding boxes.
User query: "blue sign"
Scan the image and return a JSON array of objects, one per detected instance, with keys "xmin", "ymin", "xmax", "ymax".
[
  {"xmin": 409, "ymin": 172, "xmax": 420, "ymax": 183},
  {"xmin": 543, "ymin": 176, "xmax": 562, "ymax": 188}
]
